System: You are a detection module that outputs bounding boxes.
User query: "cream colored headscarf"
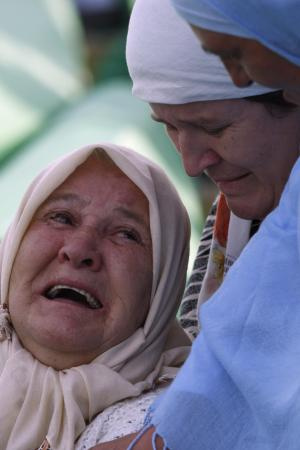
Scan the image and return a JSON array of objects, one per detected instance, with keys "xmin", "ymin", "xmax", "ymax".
[{"xmin": 0, "ymin": 143, "xmax": 191, "ymax": 450}]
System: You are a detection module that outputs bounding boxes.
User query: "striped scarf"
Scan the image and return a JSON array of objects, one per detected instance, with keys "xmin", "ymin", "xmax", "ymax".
[{"xmin": 180, "ymin": 193, "xmax": 260, "ymax": 339}]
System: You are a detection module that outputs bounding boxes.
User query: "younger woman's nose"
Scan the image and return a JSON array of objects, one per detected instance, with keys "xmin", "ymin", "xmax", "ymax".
[
  {"xmin": 58, "ymin": 230, "xmax": 102, "ymax": 271},
  {"xmin": 178, "ymin": 135, "xmax": 222, "ymax": 177},
  {"xmin": 223, "ymin": 60, "xmax": 253, "ymax": 88}
]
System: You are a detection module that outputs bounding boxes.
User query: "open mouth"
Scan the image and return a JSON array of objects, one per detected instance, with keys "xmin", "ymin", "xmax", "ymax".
[{"xmin": 45, "ymin": 285, "xmax": 102, "ymax": 309}]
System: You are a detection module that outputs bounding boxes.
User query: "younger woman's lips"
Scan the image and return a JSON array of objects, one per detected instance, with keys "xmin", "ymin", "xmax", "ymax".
[{"xmin": 215, "ymin": 173, "xmax": 250, "ymax": 194}]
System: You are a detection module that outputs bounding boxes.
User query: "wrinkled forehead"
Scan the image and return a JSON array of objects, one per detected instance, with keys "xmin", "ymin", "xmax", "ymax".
[
  {"xmin": 47, "ymin": 152, "xmax": 144, "ymax": 198},
  {"xmin": 40, "ymin": 150, "xmax": 150, "ymax": 210}
]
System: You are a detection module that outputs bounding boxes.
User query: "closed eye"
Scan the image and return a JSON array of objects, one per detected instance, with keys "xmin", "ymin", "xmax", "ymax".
[
  {"xmin": 151, "ymin": 114, "xmax": 177, "ymax": 132},
  {"xmin": 165, "ymin": 123, "xmax": 177, "ymax": 132},
  {"xmin": 202, "ymin": 45, "xmax": 242, "ymax": 61},
  {"xmin": 204, "ymin": 124, "xmax": 231, "ymax": 136}
]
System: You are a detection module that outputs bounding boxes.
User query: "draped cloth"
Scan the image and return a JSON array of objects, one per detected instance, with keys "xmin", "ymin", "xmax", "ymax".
[
  {"xmin": 194, "ymin": 193, "xmax": 251, "ymax": 310},
  {"xmin": 180, "ymin": 193, "xmax": 257, "ymax": 339},
  {"xmin": 146, "ymin": 156, "xmax": 300, "ymax": 449},
  {"xmin": 0, "ymin": 143, "xmax": 191, "ymax": 450},
  {"xmin": 126, "ymin": 0, "xmax": 275, "ymax": 105},
  {"xmin": 171, "ymin": 0, "xmax": 300, "ymax": 67}
]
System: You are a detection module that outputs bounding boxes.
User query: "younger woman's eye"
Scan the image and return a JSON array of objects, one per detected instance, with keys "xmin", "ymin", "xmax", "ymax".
[
  {"xmin": 165, "ymin": 123, "xmax": 177, "ymax": 133},
  {"xmin": 205, "ymin": 125, "xmax": 230, "ymax": 136}
]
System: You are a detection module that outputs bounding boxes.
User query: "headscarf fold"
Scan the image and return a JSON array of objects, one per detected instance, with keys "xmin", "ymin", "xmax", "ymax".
[
  {"xmin": 171, "ymin": 0, "xmax": 300, "ymax": 67},
  {"xmin": 126, "ymin": 0, "xmax": 275, "ymax": 105},
  {"xmin": 0, "ymin": 143, "xmax": 191, "ymax": 450}
]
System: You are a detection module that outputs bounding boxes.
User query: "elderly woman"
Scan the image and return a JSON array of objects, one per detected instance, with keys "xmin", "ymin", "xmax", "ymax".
[
  {"xmin": 171, "ymin": 0, "xmax": 300, "ymax": 105},
  {"xmin": 0, "ymin": 143, "xmax": 191, "ymax": 449},
  {"xmin": 90, "ymin": 1, "xmax": 300, "ymax": 449}
]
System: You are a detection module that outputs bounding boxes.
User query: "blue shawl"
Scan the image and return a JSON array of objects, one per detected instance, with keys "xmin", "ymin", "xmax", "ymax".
[
  {"xmin": 148, "ymin": 156, "xmax": 300, "ymax": 449},
  {"xmin": 171, "ymin": 0, "xmax": 300, "ymax": 66}
]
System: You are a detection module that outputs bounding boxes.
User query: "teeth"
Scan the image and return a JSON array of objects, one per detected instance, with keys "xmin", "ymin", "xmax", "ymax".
[{"xmin": 47, "ymin": 285, "xmax": 101, "ymax": 309}]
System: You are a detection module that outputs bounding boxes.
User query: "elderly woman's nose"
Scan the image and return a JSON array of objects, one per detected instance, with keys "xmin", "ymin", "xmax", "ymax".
[{"xmin": 58, "ymin": 229, "xmax": 102, "ymax": 271}]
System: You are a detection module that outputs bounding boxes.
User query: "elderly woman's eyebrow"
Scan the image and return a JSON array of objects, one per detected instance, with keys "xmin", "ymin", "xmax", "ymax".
[
  {"xmin": 114, "ymin": 206, "xmax": 149, "ymax": 228},
  {"xmin": 43, "ymin": 192, "xmax": 90, "ymax": 208}
]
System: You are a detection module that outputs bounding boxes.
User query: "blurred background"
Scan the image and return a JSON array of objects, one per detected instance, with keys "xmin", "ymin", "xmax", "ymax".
[{"xmin": 0, "ymin": 0, "xmax": 217, "ymax": 271}]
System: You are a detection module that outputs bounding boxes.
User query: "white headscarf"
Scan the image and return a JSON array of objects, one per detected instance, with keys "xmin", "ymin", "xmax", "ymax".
[
  {"xmin": 126, "ymin": 0, "xmax": 276, "ymax": 104},
  {"xmin": 0, "ymin": 143, "xmax": 190, "ymax": 450}
]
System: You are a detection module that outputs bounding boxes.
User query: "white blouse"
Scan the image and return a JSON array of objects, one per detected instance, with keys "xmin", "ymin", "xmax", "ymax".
[{"xmin": 75, "ymin": 387, "xmax": 166, "ymax": 449}]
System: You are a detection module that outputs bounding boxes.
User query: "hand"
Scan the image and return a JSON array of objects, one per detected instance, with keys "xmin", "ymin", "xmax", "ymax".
[
  {"xmin": 90, "ymin": 433, "xmax": 138, "ymax": 450},
  {"xmin": 90, "ymin": 427, "xmax": 166, "ymax": 450}
]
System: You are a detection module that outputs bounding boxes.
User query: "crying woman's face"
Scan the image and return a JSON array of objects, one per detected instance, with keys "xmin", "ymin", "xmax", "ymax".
[{"xmin": 8, "ymin": 154, "xmax": 153, "ymax": 370}]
